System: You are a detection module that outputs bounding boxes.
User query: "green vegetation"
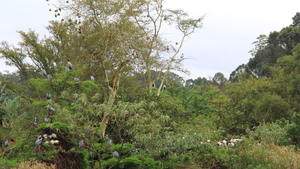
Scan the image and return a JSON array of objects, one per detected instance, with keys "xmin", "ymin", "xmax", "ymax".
[{"xmin": 1, "ymin": 0, "xmax": 300, "ymax": 168}]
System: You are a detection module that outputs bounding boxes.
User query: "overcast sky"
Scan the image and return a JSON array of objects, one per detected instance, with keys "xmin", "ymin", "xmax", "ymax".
[{"xmin": 1, "ymin": 0, "xmax": 300, "ymax": 80}]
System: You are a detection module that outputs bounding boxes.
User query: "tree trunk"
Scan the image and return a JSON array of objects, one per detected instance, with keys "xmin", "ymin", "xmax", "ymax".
[
  {"xmin": 100, "ymin": 59, "xmax": 130, "ymax": 137},
  {"xmin": 101, "ymin": 87, "xmax": 117, "ymax": 137}
]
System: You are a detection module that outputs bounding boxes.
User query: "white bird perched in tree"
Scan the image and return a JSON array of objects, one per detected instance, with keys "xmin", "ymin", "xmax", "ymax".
[
  {"xmin": 222, "ymin": 140, "xmax": 227, "ymax": 146},
  {"xmin": 47, "ymin": 106, "xmax": 55, "ymax": 112},
  {"xmin": 35, "ymin": 138, "xmax": 43, "ymax": 147},
  {"xmin": 163, "ymin": 85, "xmax": 166, "ymax": 90},
  {"xmin": 47, "ymin": 74, "xmax": 53, "ymax": 81},
  {"xmin": 44, "ymin": 117, "xmax": 50, "ymax": 123},
  {"xmin": 228, "ymin": 142, "xmax": 235, "ymax": 146},
  {"xmin": 53, "ymin": 140, "xmax": 59, "ymax": 145},
  {"xmin": 51, "ymin": 133, "xmax": 57, "ymax": 139},
  {"xmin": 78, "ymin": 140, "xmax": 84, "ymax": 147},
  {"xmin": 90, "ymin": 75, "xmax": 94, "ymax": 82},
  {"xmin": 105, "ymin": 134, "xmax": 112, "ymax": 147},
  {"xmin": 4, "ymin": 139, "xmax": 9, "ymax": 148},
  {"xmin": 112, "ymin": 151, "xmax": 119, "ymax": 158},
  {"xmin": 34, "ymin": 116, "xmax": 39, "ymax": 125},
  {"xmin": 74, "ymin": 77, "xmax": 80, "ymax": 82},
  {"xmin": 67, "ymin": 59, "xmax": 72, "ymax": 70},
  {"xmin": 50, "ymin": 140, "xmax": 55, "ymax": 144},
  {"xmin": 230, "ymin": 138, "xmax": 242, "ymax": 143},
  {"xmin": 46, "ymin": 92, "xmax": 51, "ymax": 100},
  {"xmin": 134, "ymin": 148, "xmax": 140, "ymax": 154},
  {"xmin": 43, "ymin": 134, "xmax": 48, "ymax": 139}
]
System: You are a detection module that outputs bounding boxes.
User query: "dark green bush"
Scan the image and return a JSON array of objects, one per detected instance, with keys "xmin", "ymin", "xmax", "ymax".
[
  {"xmin": 0, "ymin": 158, "xmax": 18, "ymax": 168},
  {"xmin": 119, "ymin": 156, "xmax": 141, "ymax": 169},
  {"xmin": 287, "ymin": 113, "xmax": 300, "ymax": 145},
  {"xmin": 142, "ymin": 157, "xmax": 160, "ymax": 168},
  {"xmin": 102, "ymin": 158, "xmax": 118, "ymax": 169}
]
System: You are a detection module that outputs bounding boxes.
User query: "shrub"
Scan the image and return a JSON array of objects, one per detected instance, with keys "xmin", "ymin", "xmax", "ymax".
[
  {"xmin": 0, "ymin": 158, "xmax": 18, "ymax": 168},
  {"xmin": 102, "ymin": 158, "xmax": 118, "ymax": 169},
  {"xmin": 228, "ymin": 144, "xmax": 300, "ymax": 169},
  {"xmin": 119, "ymin": 157, "xmax": 141, "ymax": 169},
  {"xmin": 247, "ymin": 122, "xmax": 291, "ymax": 145},
  {"xmin": 102, "ymin": 156, "xmax": 142, "ymax": 169},
  {"xmin": 142, "ymin": 158, "xmax": 160, "ymax": 168},
  {"xmin": 287, "ymin": 113, "xmax": 300, "ymax": 145}
]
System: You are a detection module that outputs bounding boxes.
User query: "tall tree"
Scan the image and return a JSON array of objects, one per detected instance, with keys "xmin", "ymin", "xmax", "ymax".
[
  {"xmin": 233, "ymin": 13, "xmax": 300, "ymax": 78},
  {"xmin": 247, "ymin": 31, "xmax": 286, "ymax": 77},
  {"xmin": 212, "ymin": 72, "xmax": 227, "ymax": 90},
  {"xmin": 121, "ymin": 0, "xmax": 205, "ymax": 95},
  {"xmin": 0, "ymin": 0, "xmax": 204, "ymax": 136},
  {"xmin": 292, "ymin": 12, "xmax": 300, "ymax": 27},
  {"xmin": 273, "ymin": 44, "xmax": 300, "ymax": 111}
]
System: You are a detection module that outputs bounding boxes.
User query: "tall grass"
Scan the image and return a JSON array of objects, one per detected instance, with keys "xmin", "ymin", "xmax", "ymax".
[{"xmin": 225, "ymin": 143, "xmax": 300, "ymax": 169}]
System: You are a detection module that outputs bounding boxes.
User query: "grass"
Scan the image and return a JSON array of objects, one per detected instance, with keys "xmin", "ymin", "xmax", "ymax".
[{"xmin": 227, "ymin": 142, "xmax": 300, "ymax": 169}]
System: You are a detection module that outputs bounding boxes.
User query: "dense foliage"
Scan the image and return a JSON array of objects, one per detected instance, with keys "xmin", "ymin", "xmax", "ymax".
[{"xmin": 1, "ymin": 1, "xmax": 300, "ymax": 168}]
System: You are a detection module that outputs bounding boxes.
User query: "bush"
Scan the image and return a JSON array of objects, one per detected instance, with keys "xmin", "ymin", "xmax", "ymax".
[
  {"xmin": 102, "ymin": 158, "xmax": 118, "ymax": 169},
  {"xmin": 102, "ymin": 156, "xmax": 141, "ymax": 169},
  {"xmin": 142, "ymin": 158, "xmax": 160, "ymax": 168},
  {"xmin": 247, "ymin": 122, "xmax": 291, "ymax": 145},
  {"xmin": 0, "ymin": 158, "xmax": 18, "ymax": 168},
  {"xmin": 227, "ymin": 144, "xmax": 300, "ymax": 169},
  {"xmin": 119, "ymin": 157, "xmax": 141, "ymax": 169},
  {"xmin": 287, "ymin": 113, "xmax": 300, "ymax": 145}
]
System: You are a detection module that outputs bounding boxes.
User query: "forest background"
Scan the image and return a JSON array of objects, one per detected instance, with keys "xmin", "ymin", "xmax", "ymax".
[{"xmin": 1, "ymin": 0, "xmax": 300, "ymax": 168}]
